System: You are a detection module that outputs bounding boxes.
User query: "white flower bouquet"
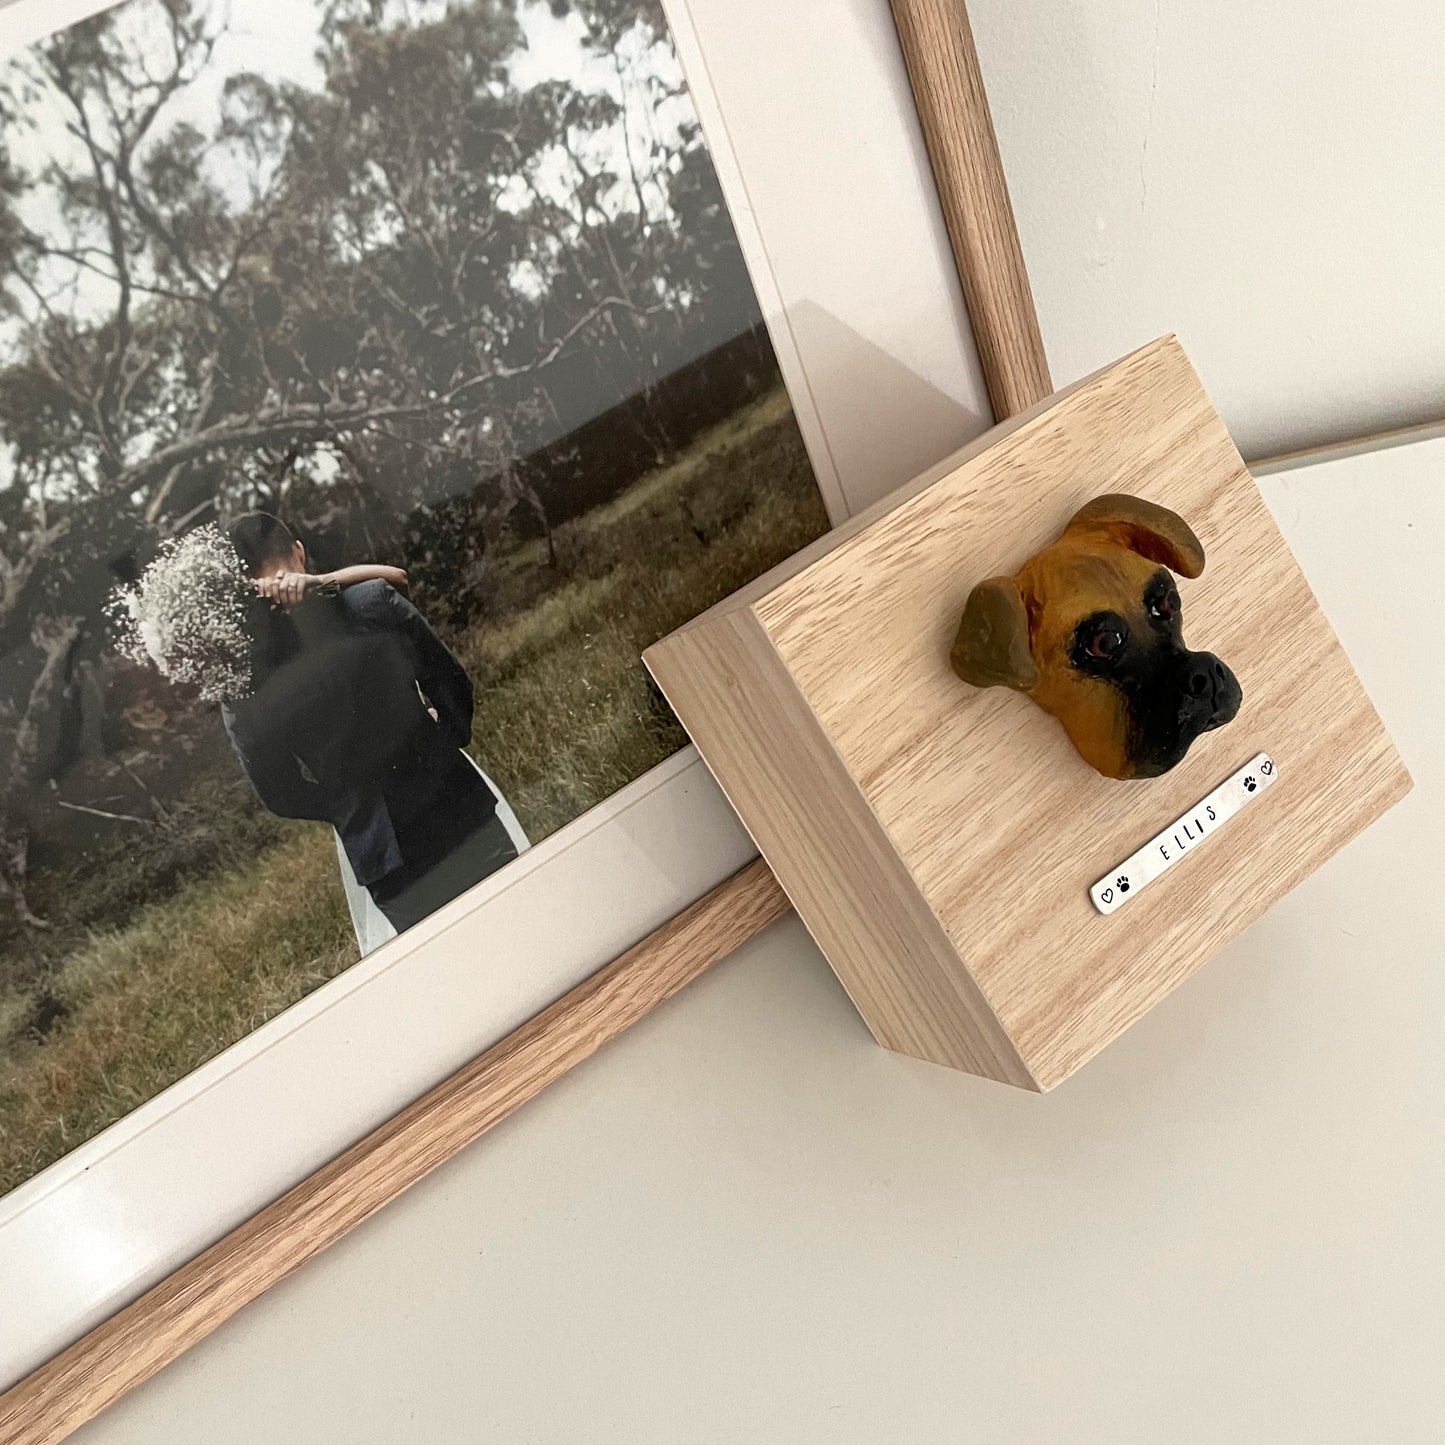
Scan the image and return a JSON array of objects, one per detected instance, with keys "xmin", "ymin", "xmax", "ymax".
[{"xmin": 107, "ymin": 525, "xmax": 255, "ymax": 704}]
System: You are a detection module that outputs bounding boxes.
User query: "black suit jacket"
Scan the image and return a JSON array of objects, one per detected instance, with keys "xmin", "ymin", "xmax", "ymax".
[{"xmin": 223, "ymin": 581, "xmax": 496, "ymax": 887}]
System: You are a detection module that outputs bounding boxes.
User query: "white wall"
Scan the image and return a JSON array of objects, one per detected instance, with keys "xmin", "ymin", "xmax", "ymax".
[{"xmin": 969, "ymin": 0, "xmax": 1445, "ymax": 458}]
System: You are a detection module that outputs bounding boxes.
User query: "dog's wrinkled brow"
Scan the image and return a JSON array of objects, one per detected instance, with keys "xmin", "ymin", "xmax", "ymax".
[{"xmin": 1142, "ymin": 569, "xmax": 1174, "ymax": 605}]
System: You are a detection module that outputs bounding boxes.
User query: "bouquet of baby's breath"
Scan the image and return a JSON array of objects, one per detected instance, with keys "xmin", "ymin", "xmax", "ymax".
[{"xmin": 107, "ymin": 525, "xmax": 255, "ymax": 704}]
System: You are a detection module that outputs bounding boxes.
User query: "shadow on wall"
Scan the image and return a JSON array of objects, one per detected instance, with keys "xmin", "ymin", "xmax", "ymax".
[{"xmin": 786, "ymin": 300, "xmax": 991, "ymax": 514}]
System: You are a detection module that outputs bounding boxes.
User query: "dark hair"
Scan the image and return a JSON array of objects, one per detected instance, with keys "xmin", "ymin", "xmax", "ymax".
[
  {"xmin": 228, "ymin": 512, "xmax": 298, "ymax": 578},
  {"xmin": 236, "ymin": 590, "xmax": 300, "ymax": 693},
  {"xmin": 227, "ymin": 514, "xmax": 302, "ymax": 689}
]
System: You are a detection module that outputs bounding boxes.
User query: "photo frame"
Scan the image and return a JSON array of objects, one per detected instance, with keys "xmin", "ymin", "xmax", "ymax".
[{"xmin": 0, "ymin": 0, "xmax": 1007, "ymax": 1434}]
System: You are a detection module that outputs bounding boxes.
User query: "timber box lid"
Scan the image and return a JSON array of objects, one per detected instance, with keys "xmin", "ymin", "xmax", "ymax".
[{"xmin": 644, "ymin": 337, "xmax": 1410, "ymax": 1090}]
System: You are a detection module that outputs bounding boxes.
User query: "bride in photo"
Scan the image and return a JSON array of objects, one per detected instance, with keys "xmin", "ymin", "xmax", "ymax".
[{"xmin": 111, "ymin": 518, "xmax": 529, "ymax": 957}]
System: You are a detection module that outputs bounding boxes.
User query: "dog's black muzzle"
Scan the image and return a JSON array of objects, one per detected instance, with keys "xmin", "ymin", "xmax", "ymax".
[
  {"xmin": 1179, "ymin": 649, "xmax": 1242, "ymax": 733},
  {"xmin": 1128, "ymin": 648, "xmax": 1243, "ymax": 776}
]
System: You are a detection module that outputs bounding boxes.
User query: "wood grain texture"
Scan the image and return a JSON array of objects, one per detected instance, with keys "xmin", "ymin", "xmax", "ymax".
[
  {"xmin": 889, "ymin": 0, "xmax": 1052, "ymax": 420},
  {"xmin": 647, "ymin": 336, "xmax": 1412, "ymax": 1091},
  {"xmin": 0, "ymin": 861, "xmax": 788, "ymax": 1445},
  {"xmin": 648, "ymin": 610, "xmax": 1035, "ymax": 1087}
]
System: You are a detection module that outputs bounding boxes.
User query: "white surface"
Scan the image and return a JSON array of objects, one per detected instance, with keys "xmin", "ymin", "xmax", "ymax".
[
  {"xmin": 74, "ymin": 443, "xmax": 1442, "ymax": 1444},
  {"xmin": 969, "ymin": 0, "xmax": 1445, "ymax": 459},
  {"xmin": 0, "ymin": 0, "xmax": 992, "ymax": 1388}
]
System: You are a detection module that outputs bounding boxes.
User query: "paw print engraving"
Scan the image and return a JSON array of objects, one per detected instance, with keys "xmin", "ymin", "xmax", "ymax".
[
  {"xmin": 1116, "ymin": 875, "xmax": 1130, "ymax": 893},
  {"xmin": 1244, "ymin": 776, "xmax": 1257, "ymax": 792}
]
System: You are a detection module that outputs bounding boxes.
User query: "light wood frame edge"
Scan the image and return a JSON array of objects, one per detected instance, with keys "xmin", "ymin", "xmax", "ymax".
[
  {"xmin": 888, "ymin": 0, "xmax": 1052, "ymax": 416},
  {"xmin": 1245, "ymin": 415, "xmax": 1445, "ymax": 474},
  {"xmin": 0, "ymin": 3, "xmax": 1045, "ymax": 1439},
  {"xmin": 0, "ymin": 861, "xmax": 790, "ymax": 1445}
]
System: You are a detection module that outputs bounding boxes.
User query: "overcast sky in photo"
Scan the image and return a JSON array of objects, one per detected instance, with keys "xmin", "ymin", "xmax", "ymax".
[{"xmin": 0, "ymin": 0, "xmax": 698, "ymax": 344}]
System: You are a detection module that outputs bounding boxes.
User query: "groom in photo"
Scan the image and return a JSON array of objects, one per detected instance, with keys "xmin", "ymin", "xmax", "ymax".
[{"xmin": 222, "ymin": 513, "xmax": 517, "ymax": 936}]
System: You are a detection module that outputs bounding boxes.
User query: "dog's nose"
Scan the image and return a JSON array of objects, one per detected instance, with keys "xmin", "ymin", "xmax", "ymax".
[
  {"xmin": 1181, "ymin": 651, "xmax": 1243, "ymax": 730},
  {"xmin": 1184, "ymin": 654, "xmax": 1230, "ymax": 700}
]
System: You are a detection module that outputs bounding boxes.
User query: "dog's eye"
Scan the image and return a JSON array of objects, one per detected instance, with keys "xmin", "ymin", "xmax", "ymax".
[
  {"xmin": 1149, "ymin": 589, "xmax": 1180, "ymax": 623},
  {"xmin": 1088, "ymin": 629, "xmax": 1125, "ymax": 660},
  {"xmin": 1072, "ymin": 614, "xmax": 1130, "ymax": 670}
]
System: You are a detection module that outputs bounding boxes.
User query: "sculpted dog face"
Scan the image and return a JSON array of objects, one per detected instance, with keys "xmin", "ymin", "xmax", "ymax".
[{"xmin": 950, "ymin": 494, "xmax": 1242, "ymax": 780}]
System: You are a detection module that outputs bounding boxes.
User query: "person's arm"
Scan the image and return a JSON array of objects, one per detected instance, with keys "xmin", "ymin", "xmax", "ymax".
[
  {"xmin": 255, "ymin": 563, "xmax": 409, "ymax": 608},
  {"xmin": 320, "ymin": 563, "xmax": 409, "ymax": 592},
  {"xmin": 222, "ymin": 707, "xmax": 329, "ymax": 821},
  {"xmin": 378, "ymin": 586, "xmax": 474, "ymax": 749}
]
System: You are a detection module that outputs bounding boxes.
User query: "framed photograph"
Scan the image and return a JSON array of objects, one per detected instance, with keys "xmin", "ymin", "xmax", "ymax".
[{"xmin": 0, "ymin": 0, "xmax": 993, "ymax": 1397}]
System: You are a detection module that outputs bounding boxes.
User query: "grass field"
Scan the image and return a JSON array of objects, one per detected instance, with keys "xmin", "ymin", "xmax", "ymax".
[{"xmin": 0, "ymin": 387, "xmax": 828, "ymax": 1195}]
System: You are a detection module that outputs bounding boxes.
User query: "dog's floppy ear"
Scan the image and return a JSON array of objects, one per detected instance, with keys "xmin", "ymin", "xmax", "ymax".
[
  {"xmin": 951, "ymin": 577, "xmax": 1038, "ymax": 691},
  {"xmin": 1064, "ymin": 493, "xmax": 1205, "ymax": 579}
]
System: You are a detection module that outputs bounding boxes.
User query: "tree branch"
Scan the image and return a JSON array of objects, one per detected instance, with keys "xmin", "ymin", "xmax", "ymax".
[
  {"xmin": 56, "ymin": 799, "xmax": 153, "ymax": 827},
  {"xmin": 143, "ymin": 355, "xmax": 221, "ymax": 524},
  {"xmin": 112, "ymin": 296, "xmax": 649, "ymax": 495},
  {"xmin": 1, "ymin": 614, "xmax": 82, "ymax": 813},
  {"xmin": 0, "ymin": 517, "xmax": 73, "ymax": 637},
  {"xmin": 44, "ymin": 51, "xmax": 133, "ymax": 455}
]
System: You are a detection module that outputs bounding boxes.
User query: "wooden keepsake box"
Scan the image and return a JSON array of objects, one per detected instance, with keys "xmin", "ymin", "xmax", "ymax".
[{"xmin": 644, "ymin": 336, "xmax": 1410, "ymax": 1091}]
